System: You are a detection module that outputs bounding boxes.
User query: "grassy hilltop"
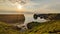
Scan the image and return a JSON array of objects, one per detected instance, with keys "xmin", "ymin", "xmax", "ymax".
[
  {"xmin": 25, "ymin": 20, "xmax": 60, "ymax": 34},
  {"xmin": 0, "ymin": 20, "xmax": 60, "ymax": 34}
]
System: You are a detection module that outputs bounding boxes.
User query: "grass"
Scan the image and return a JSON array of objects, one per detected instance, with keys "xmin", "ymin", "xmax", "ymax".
[
  {"xmin": 24, "ymin": 20, "xmax": 60, "ymax": 34},
  {"xmin": 0, "ymin": 22, "xmax": 22, "ymax": 34},
  {"xmin": 0, "ymin": 20, "xmax": 60, "ymax": 34}
]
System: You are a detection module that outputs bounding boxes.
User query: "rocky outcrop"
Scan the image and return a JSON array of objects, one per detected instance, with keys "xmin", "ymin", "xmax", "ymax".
[{"xmin": 34, "ymin": 13, "xmax": 60, "ymax": 20}]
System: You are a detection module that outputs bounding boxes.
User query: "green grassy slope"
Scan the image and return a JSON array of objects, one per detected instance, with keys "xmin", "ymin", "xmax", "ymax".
[
  {"xmin": 25, "ymin": 20, "xmax": 60, "ymax": 34},
  {"xmin": 0, "ymin": 20, "xmax": 60, "ymax": 34},
  {"xmin": 0, "ymin": 22, "xmax": 23, "ymax": 34}
]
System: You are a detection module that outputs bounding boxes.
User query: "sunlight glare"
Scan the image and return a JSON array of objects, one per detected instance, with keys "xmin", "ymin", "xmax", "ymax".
[{"xmin": 17, "ymin": 5, "xmax": 22, "ymax": 9}]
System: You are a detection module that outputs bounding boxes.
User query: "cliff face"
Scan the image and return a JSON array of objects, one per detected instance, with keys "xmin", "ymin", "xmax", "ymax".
[
  {"xmin": 34, "ymin": 14, "xmax": 60, "ymax": 20},
  {"xmin": 0, "ymin": 14, "xmax": 25, "ymax": 24}
]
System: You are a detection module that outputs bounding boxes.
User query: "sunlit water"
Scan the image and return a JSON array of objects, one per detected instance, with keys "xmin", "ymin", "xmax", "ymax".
[
  {"xmin": 15, "ymin": 13, "xmax": 49, "ymax": 31},
  {"xmin": 24, "ymin": 14, "xmax": 48, "ymax": 25},
  {"xmin": 17, "ymin": 14, "xmax": 48, "ymax": 31}
]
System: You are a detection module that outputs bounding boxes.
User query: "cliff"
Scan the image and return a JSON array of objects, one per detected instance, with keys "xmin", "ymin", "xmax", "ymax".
[{"xmin": 0, "ymin": 14, "xmax": 25, "ymax": 24}]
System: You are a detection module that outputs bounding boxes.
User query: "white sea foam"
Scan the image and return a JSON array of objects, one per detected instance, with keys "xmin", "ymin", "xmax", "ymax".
[{"xmin": 24, "ymin": 14, "xmax": 48, "ymax": 25}]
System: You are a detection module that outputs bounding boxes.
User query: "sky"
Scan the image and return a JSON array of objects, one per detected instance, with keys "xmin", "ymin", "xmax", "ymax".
[{"xmin": 0, "ymin": 0, "xmax": 60, "ymax": 14}]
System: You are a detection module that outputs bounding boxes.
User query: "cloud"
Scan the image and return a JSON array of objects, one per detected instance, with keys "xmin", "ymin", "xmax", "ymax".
[
  {"xmin": 34, "ymin": 0, "xmax": 60, "ymax": 13},
  {"xmin": 0, "ymin": 0, "xmax": 60, "ymax": 13}
]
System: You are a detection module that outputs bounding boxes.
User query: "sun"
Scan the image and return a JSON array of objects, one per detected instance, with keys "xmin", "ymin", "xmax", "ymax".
[{"xmin": 17, "ymin": 5, "xmax": 22, "ymax": 9}]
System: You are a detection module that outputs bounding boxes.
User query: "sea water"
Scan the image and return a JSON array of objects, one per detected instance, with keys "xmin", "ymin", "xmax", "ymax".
[{"xmin": 24, "ymin": 14, "xmax": 48, "ymax": 25}]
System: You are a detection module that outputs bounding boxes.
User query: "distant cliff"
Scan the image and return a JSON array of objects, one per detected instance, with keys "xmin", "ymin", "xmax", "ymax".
[
  {"xmin": 0, "ymin": 14, "xmax": 25, "ymax": 24},
  {"xmin": 46, "ymin": 14, "xmax": 60, "ymax": 20},
  {"xmin": 34, "ymin": 13, "xmax": 60, "ymax": 20}
]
